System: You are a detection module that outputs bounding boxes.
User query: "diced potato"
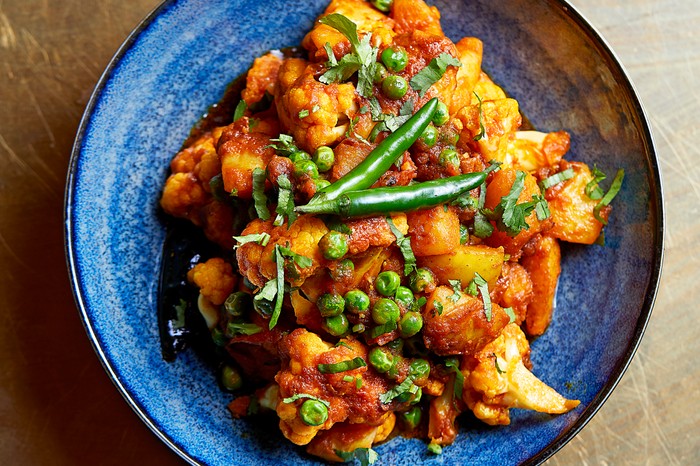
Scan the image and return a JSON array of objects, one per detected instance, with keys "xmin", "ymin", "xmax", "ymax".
[
  {"xmin": 547, "ymin": 162, "xmax": 607, "ymax": 244},
  {"xmin": 419, "ymin": 244, "xmax": 504, "ymax": 288},
  {"xmin": 407, "ymin": 206, "xmax": 460, "ymax": 257},
  {"xmin": 290, "ymin": 291, "xmax": 324, "ymax": 333},
  {"xmin": 218, "ymin": 118, "xmax": 275, "ymax": 198},
  {"xmin": 422, "ymin": 286, "xmax": 511, "ymax": 356},
  {"xmin": 471, "ymin": 72, "xmax": 506, "ymax": 103},
  {"xmin": 520, "ymin": 235, "xmax": 561, "ymax": 336},
  {"xmin": 484, "ymin": 168, "xmax": 546, "ymax": 256}
]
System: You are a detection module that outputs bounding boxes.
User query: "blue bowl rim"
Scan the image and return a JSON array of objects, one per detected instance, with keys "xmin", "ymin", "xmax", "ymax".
[{"xmin": 63, "ymin": 0, "xmax": 665, "ymax": 464}]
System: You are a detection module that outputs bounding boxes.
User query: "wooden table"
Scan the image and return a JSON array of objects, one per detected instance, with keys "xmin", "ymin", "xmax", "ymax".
[{"xmin": 0, "ymin": 1, "xmax": 696, "ymax": 464}]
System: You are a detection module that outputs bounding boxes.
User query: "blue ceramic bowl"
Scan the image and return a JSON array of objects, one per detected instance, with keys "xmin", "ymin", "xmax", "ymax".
[{"xmin": 65, "ymin": 0, "xmax": 663, "ymax": 464}]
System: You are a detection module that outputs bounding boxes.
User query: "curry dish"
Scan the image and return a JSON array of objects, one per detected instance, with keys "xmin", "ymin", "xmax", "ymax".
[{"xmin": 159, "ymin": 0, "xmax": 623, "ymax": 462}]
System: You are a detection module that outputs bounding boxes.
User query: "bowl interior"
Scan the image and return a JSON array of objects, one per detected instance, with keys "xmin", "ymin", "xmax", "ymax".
[{"xmin": 66, "ymin": 0, "xmax": 662, "ymax": 464}]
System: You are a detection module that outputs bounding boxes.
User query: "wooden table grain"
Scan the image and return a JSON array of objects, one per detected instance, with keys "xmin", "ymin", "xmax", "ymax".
[{"xmin": 0, "ymin": 1, "xmax": 696, "ymax": 464}]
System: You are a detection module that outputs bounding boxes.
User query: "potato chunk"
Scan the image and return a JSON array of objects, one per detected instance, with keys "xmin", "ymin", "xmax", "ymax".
[
  {"xmin": 450, "ymin": 37, "xmax": 483, "ymax": 115},
  {"xmin": 418, "ymin": 244, "xmax": 504, "ymax": 288},
  {"xmin": 483, "ymin": 168, "xmax": 548, "ymax": 257},
  {"xmin": 456, "ymin": 98, "xmax": 521, "ymax": 164},
  {"xmin": 546, "ymin": 161, "xmax": 608, "ymax": 244},
  {"xmin": 521, "ymin": 235, "xmax": 561, "ymax": 336},
  {"xmin": 392, "ymin": 0, "xmax": 444, "ymax": 36},
  {"xmin": 422, "ymin": 286, "xmax": 511, "ymax": 356},
  {"xmin": 407, "ymin": 206, "xmax": 460, "ymax": 257}
]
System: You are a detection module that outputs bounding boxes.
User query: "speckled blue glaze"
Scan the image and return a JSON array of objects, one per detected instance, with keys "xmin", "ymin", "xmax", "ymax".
[{"xmin": 65, "ymin": 0, "xmax": 663, "ymax": 465}]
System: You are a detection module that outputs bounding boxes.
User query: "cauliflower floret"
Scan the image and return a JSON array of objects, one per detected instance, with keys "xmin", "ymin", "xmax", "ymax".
[
  {"xmin": 302, "ymin": 0, "xmax": 395, "ymax": 61},
  {"xmin": 462, "ymin": 323, "xmax": 580, "ymax": 426},
  {"xmin": 276, "ymin": 329, "xmax": 391, "ymax": 445},
  {"xmin": 427, "ymin": 377, "xmax": 460, "ymax": 446},
  {"xmin": 186, "ymin": 257, "xmax": 237, "ymax": 306},
  {"xmin": 505, "ymin": 130, "xmax": 571, "ymax": 172},
  {"xmin": 456, "ymin": 98, "xmax": 522, "ymax": 164},
  {"xmin": 305, "ymin": 414, "xmax": 395, "ymax": 463},
  {"xmin": 242, "ymin": 52, "xmax": 284, "ymax": 106},
  {"xmin": 275, "ymin": 58, "xmax": 357, "ymax": 153}
]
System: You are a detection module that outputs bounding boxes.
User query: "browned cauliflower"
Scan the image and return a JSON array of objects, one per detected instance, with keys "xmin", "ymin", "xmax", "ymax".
[
  {"xmin": 275, "ymin": 329, "xmax": 391, "ymax": 445},
  {"xmin": 462, "ymin": 323, "xmax": 580, "ymax": 426},
  {"xmin": 187, "ymin": 257, "xmax": 237, "ymax": 306},
  {"xmin": 275, "ymin": 58, "xmax": 358, "ymax": 153}
]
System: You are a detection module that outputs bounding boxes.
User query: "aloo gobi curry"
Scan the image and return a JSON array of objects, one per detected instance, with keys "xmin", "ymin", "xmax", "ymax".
[{"xmin": 159, "ymin": 0, "xmax": 623, "ymax": 462}]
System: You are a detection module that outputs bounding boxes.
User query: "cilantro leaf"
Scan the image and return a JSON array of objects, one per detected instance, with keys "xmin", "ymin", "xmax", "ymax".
[
  {"xmin": 318, "ymin": 14, "xmax": 378, "ymax": 98},
  {"xmin": 268, "ymin": 245, "xmax": 285, "ymax": 329},
  {"xmin": 274, "ymin": 174, "xmax": 296, "ymax": 226},
  {"xmin": 503, "ymin": 306, "xmax": 516, "ymax": 324},
  {"xmin": 539, "ymin": 167, "xmax": 575, "ymax": 191},
  {"xmin": 473, "ymin": 182, "xmax": 494, "ymax": 238},
  {"xmin": 585, "ymin": 164, "xmax": 607, "ymax": 200},
  {"xmin": 386, "ymin": 216, "xmax": 417, "ymax": 275},
  {"xmin": 444, "ymin": 357, "xmax": 464, "ymax": 400},
  {"xmin": 252, "ymin": 167, "xmax": 271, "ymax": 220},
  {"xmin": 233, "ymin": 100, "xmax": 247, "ymax": 121},
  {"xmin": 473, "ymin": 92, "xmax": 486, "ymax": 141},
  {"xmin": 471, "ymin": 272, "xmax": 492, "ymax": 321},
  {"xmin": 448, "ymin": 279, "xmax": 462, "ymax": 303},
  {"xmin": 593, "ymin": 168, "xmax": 624, "ymax": 225},
  {"xmin": 282, "ymin": 393, "xmax": 330, "ymax": 408},
  {"xmin": 226, "ymin": 321, "xmax": 263, "ymax": 336},
  {"xmin": 232, "ymin": 232, "xmax": 271, "ymax": 249},
  {"xmin": 267, "ymin": 134, "xmax": 298, "ymax": 156},
  {"xmin": 379, "ymin": 376, "xmax": 419, "ymax": 404},
  {"xmin": 317, "ymin": 357, "xmax": 367, "ymax": 374},
  {"xmin": 409, "ymin": 52, "xmax": 462, "ymax": 97},
  {"xmin": 278, "ymin": 246, "xmax": 312, "ymax": 269}
]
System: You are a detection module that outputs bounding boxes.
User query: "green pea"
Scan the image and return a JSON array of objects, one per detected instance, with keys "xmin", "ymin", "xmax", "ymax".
[
  {"xmin": 459, "ymin": 224, "xmax": 469, "ymax": 244},
  {"xmin": 345, "ymin": 289, "xmax": 370, "ymax": 313},
  {"xmin": 375, "ymin": 270, "xmax": 401, "ymax": 297},
  {"xmin": 381, "ymin": 47, "xmax": 408, "ymax": 72},
  {"xmin": 253, "ymin": 297, "xmax": 273, "ymax": 317},
  {"xmin": 314, "ymin": 178, "xmax": 331, "ymax": 191},
  {"xmin": 382, "ymin": 75, "xmax": 408, "ymax": 100},
  {"xmin": 369, "ymin": 347, "xmax": 394, "ymax": 373},
  {"xmin": 402, "ymin": 407, "xmax": 422, "ymax": 429},
  {"xmin": 289, "ymin": 150, "xmax": 311, "ymax": 163},
  {"xmin": 394, "ymin": 286, "xmax": 414, "ymax": 308},
  {"xmin": 409, "ymin": 268, "xmax": 434, "ymax": 293},
  {"xmin": 324, "ymin": 313, "xmax": 349, "ymax": 336},
  {"xmin": 319, "ymin": 231, "xmax": 349, "ymax": 260},
  {"xmin": 420, "ymin": 124, "xmax": 438, "ymax": 147},
  {"xmin": 432, "ymin": 101, "xmax": 450, "ymax": 126},
  {"xmin": 399, "ymin": 311, "xmax": 423, "ymax": 338},
  {"xmin": 220, "ymin": 365, "xmax": 243, "ymax": 391},
  {"xmin": 330, "ymin": 259, "xmax": 354, "ymax": 281},
  {"xmin": 313, "ymin": 146, "xmax": 335, "ymax": 172},
  {"xmin": 224, "ymin": 291, "xmax": 250, "ymax": 318},
  {"xmin": 294, "ymin": 159, "xmax": 319, "ymax": 178},
  {"xmin": 408, "ymin": 358, "xmax": 430, "ymax": 380},
  {"xmin": 299, "ymin": 399, "xmax": 328, "ymax": 426},
  {"xmin": 439, "ymin": 148, "xmax": 460, "ymax": 168},
  {"xmin": 371, "ymin": 0, "xmax": 393, "ymax": 13},
  {"xmin": 371, "ymin": 298, "xmax": 400, "ymax": 325},
  {"xmin": 373, "ymin": 62, "xmax": 388, "ymax": 83},
  {"xmin": 317, "ymin": 293, "xmax": 345, "ymax": 317}
]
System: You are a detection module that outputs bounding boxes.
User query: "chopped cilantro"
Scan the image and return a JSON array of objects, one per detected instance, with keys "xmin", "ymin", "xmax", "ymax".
[
  {"xmin": 473, "ymin": 182, "xmax": 494, "ymax": 238},
  {"xmin": 386, "ymin": 216, "xmax": 417, "ymax": 275},
  {"xmin": 252, "ymin": 167, "xmax": 271, "ymax": 220},
  {"xmin": 448, "ymin": 279, "xmax": 462, "ymax": 303},
  {"xmin": 282, "ymin": 393, "xmax": 330, "ymax": 408},
  {"xmin": 539, "ymin": 167, "xmax": 575, "ymax": 191},
  {"xmin": 274, "ymin": 174, "xmax": 296, "ymax": 226},
  {"xmin": 267, "ymin": 134, "xmax": 298, "ymax": 156},
  {"xmin": 298, "ymin": 109, "xmax": 309, "ymax": 118},
  {"xmin": 278, "ymin": 246, "xmax": 312, "ymax": 269},
  {"xmin": 318, "ymin": 357, "xmax": 367, "ymax": 374},
  {"xmin": 335, "ymin": 448, "xmax": 378, "ymax": 466},
  {"xmin": 335, "ymin": 341, "xmax": 353, "ymax": 349},
  {"xmin": 503, "ymin": 306, "xmax": 516, "ymax": 324},
  {"xmin": 585, "ymin": 164, "xmax": 607, "ymax": 200},
  {"xmin": 379, "ymin": 376, "xmax": 419, "ymax": 404},
  {"xmin": 492, "ymin": 353, "xmax": 506, "ymax": 374},
  {"xmin": 473, "ymin": 92, "xmax": 486, "ymax": 141},
  {"xmin": 433, "ymin": 300, "xmax": 444, "ymax": 316},
  {"xmin": 409, "ymin": 52, "xmax": 462, "ymax": 97},
  {"xmin": 233, "ymin": 100, "xmax": 247, "ymax": 121},
  {"xmin": 318, "ymin": 14, "xmax": 378, "ymax": 98},
  {"xmin": 471, "ymin": 273, "xmax": 492, "ymax": 321},
  {"xmin": 594, "ymin": 168, "xmax": 624, "ymax": 225},
  {"xmin": 427, "ymin": 443, "xmax": 443, "ymax": 455},
  {"xmin": 232, "ymin": 232, "xmax": 271, "ymax": 249},
  {"xmin": 444, "ymin": 357, "xmax": 464, "ymax": 399},
  {"xmin": 268, "ymin": 245, "xmax": 285, "ymax": 329},
  {"xmin": 412, "ymin": 296, "xmax": 427, "ymax": 312}
]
